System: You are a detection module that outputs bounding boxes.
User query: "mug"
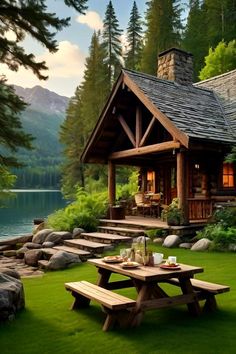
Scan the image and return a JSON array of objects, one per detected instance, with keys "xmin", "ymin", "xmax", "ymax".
[
  {"xmin": 168, "ymin": 256, "xmax": 177, "ymax": 265},
  {"xmin": 153, "ymin": 253, "xmax": 164, "ymax": 265}
]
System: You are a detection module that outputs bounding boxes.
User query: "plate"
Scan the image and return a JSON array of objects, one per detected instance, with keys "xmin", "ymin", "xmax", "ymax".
[
  {"xmin": 160, "ymin": 264, "xmax": 181, "ymax": 270},
  {"xmin": 103, "ymin": 256, "xmax": 123, "ymax": 263},
  {"xmin": 121, "ymin": 261, "xmax": 140, "ymax": 269}
]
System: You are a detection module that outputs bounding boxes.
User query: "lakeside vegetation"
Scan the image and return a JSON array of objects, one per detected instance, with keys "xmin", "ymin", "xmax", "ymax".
[{"xmin": 1, "ymin": 246, "xmax": 235, "ymax": 354}]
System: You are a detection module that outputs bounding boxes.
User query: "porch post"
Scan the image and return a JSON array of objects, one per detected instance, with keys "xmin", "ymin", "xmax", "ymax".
[
  {"xmin": 108, "ymin": 160, "xmax": 116, "ymax": 206},
  {"xmin": 177, "ymin": 150, "xmax": 189, "ymax": 225}
]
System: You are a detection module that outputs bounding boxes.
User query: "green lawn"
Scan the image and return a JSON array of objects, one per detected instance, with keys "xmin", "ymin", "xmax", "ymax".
[{"xmin": 1, "ymin": 246, "xmax": 235, "ymax": 354}]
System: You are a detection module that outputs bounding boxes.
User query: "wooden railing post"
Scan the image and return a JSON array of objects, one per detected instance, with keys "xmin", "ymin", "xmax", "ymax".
[
  {"xmin": 177, "ymin": 150, "xmax": 189, "ymax": 225},
  {"xmin": 108, "ymin": 160, "xmax": 116, "ymax": 206}
]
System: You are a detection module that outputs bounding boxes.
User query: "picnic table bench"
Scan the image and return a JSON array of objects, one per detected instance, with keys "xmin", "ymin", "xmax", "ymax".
[
  {"xmin": 65, "ymin": 280, "xmax": 136, "ymax": 331},
  {"xmin": 166, "ymin": 278, "xmax": 230, "ymax": 311}
]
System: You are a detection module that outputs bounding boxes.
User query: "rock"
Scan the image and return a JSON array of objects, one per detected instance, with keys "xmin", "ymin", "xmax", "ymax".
[
  {"xmin": 42, "ymin": 241, "xmax": 55, "ymax": 248},
  {"xmin": 0, "ymin": 245, "xmax": 12, "ymax": 253},
  {"xmin": 73, "ymin": 228, "xmax": 85, "ymax": 238},
  {"xmin": 191, "ymin": 238, "xmax": 212, "ymax": 251},
  {"xmin": 162, "ymin": 235, "xmax": 181, "ymax": 248},
  {"xmin": 0, "ymin": 268, "xmax": 21, "ymax": 279},
  {"xmin": 24, "ymin": 249, "xmax": 43, "ymax": 267},
  {"xmin": 0, "ymin": 234, "xmax": 33, "ymax": 246},
  {"xmin": 45, "ymin": 231, "xmax": 72, "ymax": 245},
  {"xmin": 0, "ymin": 273, "xmax": 25, "ymax": 321},
  {"xmin": 3, "ymin": 250, "xmax": 17, "ymax": 257},
  {"xmin": 16, "ymin": 247, "xmax": 29, "ymax": 259},
  {"xmin": 135, "ymin": 236, "xmax": 151, "ymax": 243},
  {"xmin": 229, "ymin": 244, "xmax": 236, "ymax": 251},
  {"xmin": 153, "ymin": 237, "xmax": 163, "ymax": 244},
  {"xmin": 179, "ymin": 242, "xmax": 193, "ymax": 249},
  {"xmin": 24, "ymin": 242, "xmax": 42, "ymax": 249},
  {"xmin": 33, "ymin": 222, "xmax": 45, "ymax": 234},
  {"xmin": 32, "ymin": 229, "xmax": 54, "ymax": 244},
  {"xmin": 46, "ymin": 251, "xmax": 81, "ymax": 270}
]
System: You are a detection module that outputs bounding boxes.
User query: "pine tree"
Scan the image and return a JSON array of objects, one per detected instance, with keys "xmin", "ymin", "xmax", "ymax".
[
  {"xmin": 102, "ymin": 1, "xmax": 123, "ymax": 88},
  {"xmin": 124, "ymin": 1, "xmax": 143, "ymax": 70},
  {"xmin": 0, "ymin": 0, "xmax": 88, "ymax": 190},
  {"xmin": 60, "ymin": 32, "xmax": 109, "ymax": 197},
  {"xmin": 140, "ymin": 0, "xmax": 182, "ymax": 75},
  {"xmin": 182, "ymin": 0, "xmax": 209, "ymax": 80}
]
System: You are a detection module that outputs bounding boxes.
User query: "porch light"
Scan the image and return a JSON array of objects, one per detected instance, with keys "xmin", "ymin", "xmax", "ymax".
[{"xmin": 195, "ymin": 164, "xmax": 200, "ymax": 169}]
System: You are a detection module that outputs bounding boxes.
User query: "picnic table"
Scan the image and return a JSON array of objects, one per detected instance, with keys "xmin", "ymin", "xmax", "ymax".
[{"xmin": 65, "ymin": 258, "xmax": 229, "ymax": 331}]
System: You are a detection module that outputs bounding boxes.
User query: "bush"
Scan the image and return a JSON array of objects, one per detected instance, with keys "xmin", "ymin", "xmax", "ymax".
[
  {"xmin": 47, "ymin": 189, "xmax": 108, "ymax": 232},
  {"xmin": 145, "ymin": 228, "xmax": 167, "ymax": 240},
  {"xmin": 196, "ymin": 207, "xmax": 236, "ymax": 251}
]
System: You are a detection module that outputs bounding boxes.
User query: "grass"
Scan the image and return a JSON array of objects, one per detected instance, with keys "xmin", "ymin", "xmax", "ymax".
[{"xmin": 1, "ymin": 245, "xmax": 236, "ymax": 354}]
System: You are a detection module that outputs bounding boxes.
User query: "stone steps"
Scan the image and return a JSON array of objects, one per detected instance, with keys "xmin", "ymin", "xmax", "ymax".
[
  {"xmin": 64, "ymin": 239, "xmax": 111, "ymax": 254},
  {"xmin": 81, "ymin": 232, "xmax": 132, "ymax": 244},
  {"xmin": 53, "ymin": 245, "xmax": 91, "ymax": 260},
  {"xmin": 97, "ymin": 226, "xmax": 145, "ymax": 237}
]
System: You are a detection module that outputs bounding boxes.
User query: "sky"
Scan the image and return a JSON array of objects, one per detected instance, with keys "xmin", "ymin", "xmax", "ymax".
[{"xmin": 0, "ymin": 0, "xmax": 187, "ymax": 98}]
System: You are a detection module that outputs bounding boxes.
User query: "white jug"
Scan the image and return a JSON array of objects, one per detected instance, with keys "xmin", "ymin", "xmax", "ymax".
[{"xmin": 153, "ymin": 253, "xmax": 164, "ymax": 265}]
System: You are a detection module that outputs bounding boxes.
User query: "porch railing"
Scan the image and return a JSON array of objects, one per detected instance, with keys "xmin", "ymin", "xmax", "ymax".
[{"xmin": 188, "ymin": 198, "xmax": 213, "ymax": 220}]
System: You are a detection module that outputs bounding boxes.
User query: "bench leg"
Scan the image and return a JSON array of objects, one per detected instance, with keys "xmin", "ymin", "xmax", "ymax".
[
  {"xmin": 102, "ymin": 308, "xmax": 132, "ymax": 331},
  {"xmin": 203, "ymin": 294, "xmax": 217, "ymax": 312},
  {"xmin": 70, "ymin": 291, "xmax": 91, "ymax": 310}
]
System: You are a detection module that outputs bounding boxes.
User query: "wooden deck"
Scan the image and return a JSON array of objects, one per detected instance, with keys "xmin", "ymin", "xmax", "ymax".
[{"xmin": 100, "ymin": 216, "xmax": 206, "ymax": 237}]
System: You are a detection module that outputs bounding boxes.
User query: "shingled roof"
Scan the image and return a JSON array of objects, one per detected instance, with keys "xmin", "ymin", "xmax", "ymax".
[{"xmin": 123, "ymin": 68, "xmax": 236, "ymax": 144}]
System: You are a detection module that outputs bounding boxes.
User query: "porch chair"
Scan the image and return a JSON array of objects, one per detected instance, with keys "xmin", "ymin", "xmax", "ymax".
[{"xmin": 132, "ymin": 192, "xmax": 151, "ymax": 217}]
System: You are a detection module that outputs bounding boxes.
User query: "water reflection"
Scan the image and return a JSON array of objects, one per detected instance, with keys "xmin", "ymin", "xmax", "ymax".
[{"xmin": 0, "ymin": 190, "xmax": 67, "ymax": 238}]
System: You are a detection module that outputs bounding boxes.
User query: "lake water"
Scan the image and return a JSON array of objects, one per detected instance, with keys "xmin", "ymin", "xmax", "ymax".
[{"xmin": 0, "ymin": 190, "xmax": 67, "ymax": 239}]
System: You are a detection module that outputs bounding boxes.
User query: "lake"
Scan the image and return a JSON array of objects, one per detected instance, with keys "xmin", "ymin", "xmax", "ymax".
[{"xmin": 0, "ymin": 190, "xmax": 67, "ymax": 239}]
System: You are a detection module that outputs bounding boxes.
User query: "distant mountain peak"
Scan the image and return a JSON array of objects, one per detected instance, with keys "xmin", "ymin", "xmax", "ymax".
[{"xmin": 13, "ymin": 84, "xmax": 70, "ymax": 114}]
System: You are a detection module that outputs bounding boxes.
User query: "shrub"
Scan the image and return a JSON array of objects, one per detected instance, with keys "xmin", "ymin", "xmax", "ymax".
[
  {"xmin": 47, "ymin": 189, "xmax": 108, "ymax": 232},
  {"xmin": 145, "ymin": 228, "xmax": 167, "ymax": 240}
]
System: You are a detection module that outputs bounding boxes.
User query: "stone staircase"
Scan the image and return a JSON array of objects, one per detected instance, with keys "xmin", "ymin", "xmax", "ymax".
[{"xmin": 49, "ymin": 220, "xmax": 146, "ymax": 261}]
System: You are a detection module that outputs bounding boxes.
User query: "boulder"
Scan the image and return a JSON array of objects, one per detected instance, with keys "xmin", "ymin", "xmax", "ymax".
[
  {"xmin": 45, "ymin": 231, "xmax": 72, "ymax": 245},
  {"xmin": 73, "ymin": 228, "xmax": 85, "ymax": 238},
  {"xmin": 24, "ymin": 249, "xmax": 43, "ymax": 267},
  {"xmin": 0, "ymin": 234, "xmax": 32, "ymax": 246},
  {"xmin": 191, "ymin": 238, "xmax": 212, "ymax": 251},
  {"xmin": 229, "ymin": 244, "xmax": 236, "ymax": 251},
  {"xmin": 153, "ymin": 237, "xmax": 164, "ymax": 244},
  {"xmin": 0, "ymin": 273, "xmax": 25, "ymax": 321},
  {"xmin": 3, "ymin": 250, "xmax": 17, "ymax": 257},
  {"xmin": 135, "ymin": 236, "xmax": 151, "ymax": 243},
  {"xmin": 24, "ymin": 242, "xmax": 42, "ymax": 249},
  {"xmin": 16, "ymin": 246, "xmax": 29, "ymax": 259},
  {"xmin": 46, "ymin": 251, "xmax": 81, "ymax": 270},
  {"xmin": 179, "ymin": 242, "xmax": 193, "ymax": 249},
  {"xmin": 32, "ymin": 229, "xmax": 54, "ymax": 244},
  {"xmin": 42, "ymin": 241, "xmax": 55, "ymax": 248},
  {"xmin": 162, "ymin": 235, "xmax": 181, "ymax": 248},
  {"xmin": 0, "ymin": 268, "xmax": 21, "ymax": 279}
]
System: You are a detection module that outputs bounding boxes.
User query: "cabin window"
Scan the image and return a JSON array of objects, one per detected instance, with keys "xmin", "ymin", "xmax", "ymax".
[
  {"xmin": 223, "ymin": 163, "xmax": 235, "ymax": 188},
  {"xmin": 147, "ymin": 171, "xmax": 155, "ymax": 192}
]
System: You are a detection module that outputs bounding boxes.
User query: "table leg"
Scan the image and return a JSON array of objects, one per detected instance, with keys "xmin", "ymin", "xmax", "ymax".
[
  {"xmin": 179, "ymin": 277, "xmax": 201, "ymax": 316},
  {"xmin": 97, "ymin": 267, "xmax": 112, "ymax": 288}
]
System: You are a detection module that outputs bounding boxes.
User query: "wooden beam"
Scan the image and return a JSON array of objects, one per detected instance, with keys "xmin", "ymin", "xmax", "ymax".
[
  {"xmin": 136, "ymin": 106, "xmax": 142, "ymax": 147},
  {"xmin": 123, "ymin": 73, "xmax": 189, "ymax": 148},
  {"xmin": 117, "ymin": 114, "xmax": 136, "ymax": 147},
  {"xmin": 108, "ymin": 161, "xmax": 116, "ymax": 206},
  {"xmin": 139, "ymin": 116, "xmax": 156, "ymax": 147},
  {"xmin": 109, "ymin": 141, "xmax": 181, "ymax": 159},
  {"xmin": 177, "ymin": 151, "xmax": 189, "ymax": 225}
]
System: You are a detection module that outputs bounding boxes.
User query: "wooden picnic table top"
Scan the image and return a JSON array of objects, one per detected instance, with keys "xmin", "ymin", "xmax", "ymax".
[{"xmin": 87, "ymin": 258, "xmax": 204, "ymax": 282}]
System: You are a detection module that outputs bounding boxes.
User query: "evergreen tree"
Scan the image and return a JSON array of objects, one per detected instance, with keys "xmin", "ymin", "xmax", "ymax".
[
  {"xmin": 140, "ymin": 0, "xmax": 182, "ymax": 75},
  {"xmin": 182, "ymin": 0, "xmax": 209, "ymax": 80},
  {"xmin": 205, "ymin": 0, "xmax": 236, "ymax": 48},
  {"xmin": 60, "ymin": 32, "xmax": 109, "ymax": 197},
  {"xmin": 125, "ymin": 1, "xmax": 143, "ymax": 70},
  {"xmin": 102, "ymin": 1, "xmax": 123, "ymax": 88},
  {"xmin": 0, "ymin": 0, "xmax": 88, "ymax": 191}
]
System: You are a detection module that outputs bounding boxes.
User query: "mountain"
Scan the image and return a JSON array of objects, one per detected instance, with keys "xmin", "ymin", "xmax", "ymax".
[
  {"xmin": 14, "ymin": 85, "xmax": 69, "ymax": 114},
  {"xmin": 12, "ymin": 85, "xmax": 70, "ymax": 188}
]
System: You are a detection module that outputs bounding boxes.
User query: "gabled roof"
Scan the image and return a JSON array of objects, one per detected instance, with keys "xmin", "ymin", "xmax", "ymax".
[
  {"xmin": 81, "ymin": 68, "xmax": 235, "ymax": 163},
  {"xmin": 124, "ymin": 69, "xmax": 235, "ymax": 144}
]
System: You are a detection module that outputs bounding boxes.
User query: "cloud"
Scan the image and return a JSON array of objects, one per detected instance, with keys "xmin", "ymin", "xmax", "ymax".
[
  {"xmin": 0, "ymin": 40, "xmax": 86, "ymax": 96},
  {"xmin": 76, "ymin": 11, "xmax": 103, "ymax": 31}
]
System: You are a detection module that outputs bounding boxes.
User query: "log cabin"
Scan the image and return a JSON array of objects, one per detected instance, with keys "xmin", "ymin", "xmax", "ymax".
[{"xmin": 81, "ymin": 48, "xmax": 236, "ymax": 225}]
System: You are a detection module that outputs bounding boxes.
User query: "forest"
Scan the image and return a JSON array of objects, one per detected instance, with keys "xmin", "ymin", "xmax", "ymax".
[
  {"xmin": 60, "ymin": 0, "xmax": 236, "ymax": 198},
  {"xmin": 1, "ymin": 0, "xmax": 236, "ymax": 194}
]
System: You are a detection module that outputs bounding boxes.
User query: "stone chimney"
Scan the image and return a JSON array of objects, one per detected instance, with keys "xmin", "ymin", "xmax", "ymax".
[{"xmin": 157, "ymin": 48, "xmax": 193, "ymax": 85}]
